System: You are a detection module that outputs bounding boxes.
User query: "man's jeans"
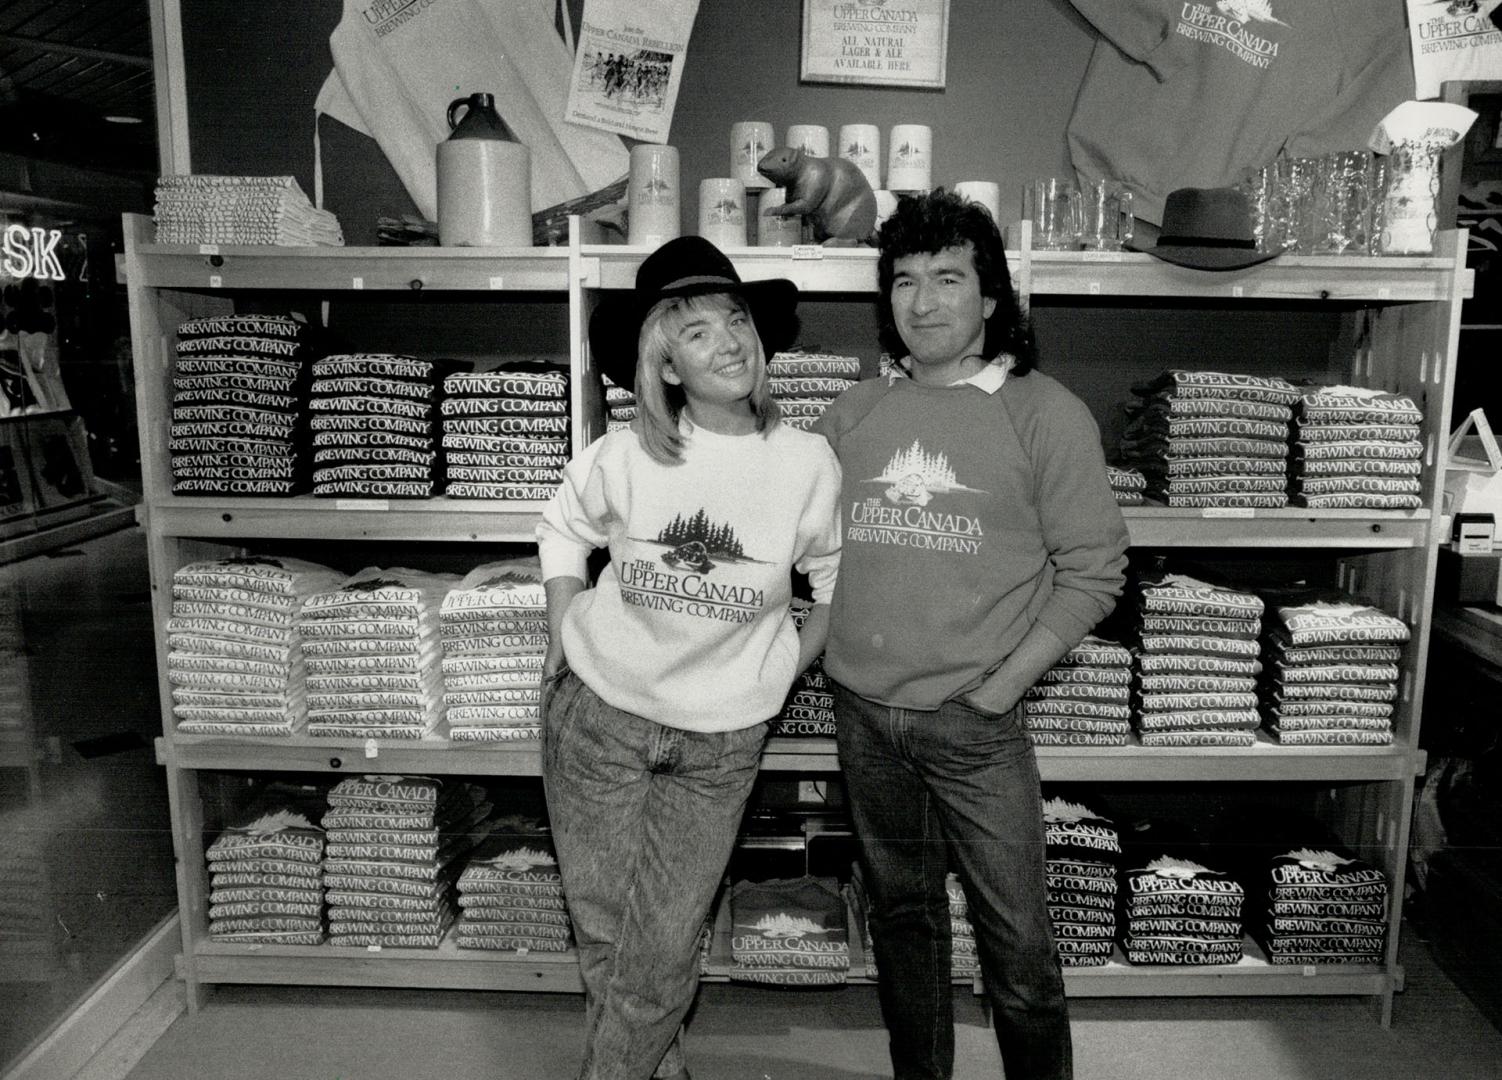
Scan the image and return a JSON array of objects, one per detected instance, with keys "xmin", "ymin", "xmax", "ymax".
[
  {"xmin": 833, "ymin": 681, "xmax": 1072, "ymax": 1080},
  {"xmin": 542, "ymin": 667, "xmax": 768, "ymax": 1080}
]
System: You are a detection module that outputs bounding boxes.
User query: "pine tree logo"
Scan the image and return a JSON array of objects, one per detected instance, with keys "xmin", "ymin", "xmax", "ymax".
[
  {"xmin": 867, "ymin": 440, "xmax": 987, "ymax": 506},
  {"xmin": 1289, "ymin": 848, "xmax": 1353, "ymax": 872},
  {"xmin": 1147, "ymin": 856, "xmax": 1210, "ymax": 879},
  {"xmin": 1043, "ymin": 798, "xmax": 1093, "ymax": 823},
  {"xmin": 633, "ymin": 508, "xmax": 769, "ymax": 575},
  {"xmin": 475, "ymin": 571, "xmax": 541, "ymax": 591},
  {"xmin": 483, "ymin": 845, "xmax": 557, "ymax": 870},
  {"xmin": 736, "ymin": 913, "xmax": 828, "ymax": 938},
  {"xmin": 237, "ymin": 810, "xmax": 317, "ymax": 836}
]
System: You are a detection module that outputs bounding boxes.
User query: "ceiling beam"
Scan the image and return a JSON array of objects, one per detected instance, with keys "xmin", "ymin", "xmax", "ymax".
[{"xmin": 0, "ymin": 33, "xmax": 151, "ymax": 70}]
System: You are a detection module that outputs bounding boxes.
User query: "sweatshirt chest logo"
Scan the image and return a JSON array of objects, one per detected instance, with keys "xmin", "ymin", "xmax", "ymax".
[
  {"xmin": 846, "ymin": 439, "xmax": 986, "ymax": 555},
  {"xmin": 1177, "ymin": 2, "xmax": 1288, "ymax": 68},
  {"xmin": 619, "ymin": 508, "xmax": 769, "ymax": 623}
]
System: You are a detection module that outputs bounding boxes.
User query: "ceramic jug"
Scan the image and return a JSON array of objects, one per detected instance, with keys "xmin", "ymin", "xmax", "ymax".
[{"xmin": 436, "ymin": 92, "xmax": 532, "ymax": 247}]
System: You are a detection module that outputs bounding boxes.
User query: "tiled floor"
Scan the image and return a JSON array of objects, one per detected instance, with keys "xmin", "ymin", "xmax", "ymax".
[{"xmin": 0, "ymin": 526, "xmax": 177, "ymax": 1069}]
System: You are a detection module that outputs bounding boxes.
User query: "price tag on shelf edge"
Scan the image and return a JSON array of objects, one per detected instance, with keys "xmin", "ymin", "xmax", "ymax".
[
  {"xmin": 1201, "ymin": 508, "xmax": 1256, "ymax": 518},
  {"xmin": 364, "ymin": 738, "xmax": 379, "ymax": 759}
]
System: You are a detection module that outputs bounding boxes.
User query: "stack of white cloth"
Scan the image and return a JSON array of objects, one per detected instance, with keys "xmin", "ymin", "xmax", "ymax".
[
  {"xmin": 767, "ymin": 352, "xmax": 861, "ymax": 431},
  {"xmin": 167, "ymin": 556, "xmax": 343, "ymax": 736},
  {"xmin": 206, "ymin": 806, "xmax": 325, "ymax": 945},
  {"xmin": 154, "ymin": 175, "xmax": 343, "ymax": 246},
  {"xmin": 300, "ymin": 567, "xmax": 457, "ymax": 740},
  {"xmin": 440, "ymin": 559, "xmax": 548, "ymax": 742},
  {"xmin": 455, "ymin": 824, "xmax": 574, "ymax": 952},
  {"xmin": 603, "ymin": 375, "xmax": 635, "ymax": 435}
]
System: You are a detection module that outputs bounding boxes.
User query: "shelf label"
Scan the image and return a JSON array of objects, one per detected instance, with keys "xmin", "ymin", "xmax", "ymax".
[
  {"xmin": 1232, "ymin": 285, "xmax": 1245, "ymax": 298},
  {"xmin": 352, "ymin": 276, "xmax": 364, "ymax": 290},
  {"xmin": 208, "ymin": 274, "xmax": 222, "ymax": 288},
  {"xmin": 198, "ymin": 244, "xmax": 219, "ymax": 256},
  {"xmin": 335, "ymin": 499, "xmax": 390, "ymax": 511},
  {"xmin": 1201, "ymin": 508, "xmax": 1255, "ymax": 518},
  {"xmin": 489, "ymin": 275, "xmax": 505, "ymax": 290},
  {"xmin": 516, "ymin": 946, "xmax": 529, "ymax": 955},
  {"xmin": 1302, "ymin": 965, "xmax": 1317, "ymax": 977},
  {"xmin": 1088, "ymin": 282, "xmax": 1101, "ymax": 295},
  {"xmin": 1378, "ymin": 287, "xmax": 1391, "ymax": 300},
  {"xmin": 791, "ymin": 245, "xmax": 825, "ymax": 261},
  {"xmin": 1080, "ymin": 250, "xmax": 1123, "ymax": 262},
  {"xmin": 367, "ymin": 944, "xmax": 382, "ymax": 952},
  {"xmin": 364, "ymin": 738, "xmax": 378, "ymax": 759}
]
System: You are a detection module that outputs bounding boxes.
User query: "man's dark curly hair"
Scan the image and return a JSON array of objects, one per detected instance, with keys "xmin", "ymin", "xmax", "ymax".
[{"xmin": 875, "ymin": 188, "xmax": 1036, "ymax": 375}]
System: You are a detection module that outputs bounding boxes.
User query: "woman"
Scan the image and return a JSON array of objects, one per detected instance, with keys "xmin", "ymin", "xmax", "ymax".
[{"xmin": 536, "ymin": 235, "xmax": 842, "ymax": 1080}]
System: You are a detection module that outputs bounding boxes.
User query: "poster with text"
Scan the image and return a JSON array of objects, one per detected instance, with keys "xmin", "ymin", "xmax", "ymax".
[
  {"xmin": 565, "ymin": 0, "xmax": 701, "ymax": 143},
  {"xmin": 801, "ymin": 0, "xmax": 949, "ymax": 89}
]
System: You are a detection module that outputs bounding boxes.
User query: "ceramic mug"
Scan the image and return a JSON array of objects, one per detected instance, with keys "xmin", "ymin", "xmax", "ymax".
[
  {"xmin": 698, "ymin": 178, "xmax": 748, "ymax": 247},
  {"xmin": 731, "ymin": 121, "xmax": 774, "ymax": 190},
  {"xmin": 757, "ymin": 188, "xmax": 804, "ymax": 247},
  {"xmin": 839, "ymin": 124, "xmax": 882, "ymax": 192},
  {"xmin": 953, "ymin": 181, "xmax": 1002, "ymax": 224},
  {"xmin": 627, "ymin": 144, "xmax": 681, "ymax": 247},
  {"xmin": 786, "ymin": 124, "xmax": 831, "ymax": 157},
  {"xmin": 1078, "ymin": 179, "xmax": 1134, "ymax": 251},
  {"xmin": 886, "ymin": 124, "xmax": 932, "ymax": 194}
]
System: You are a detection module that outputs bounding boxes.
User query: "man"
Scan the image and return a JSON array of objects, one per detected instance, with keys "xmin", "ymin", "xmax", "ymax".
[{"xmin": 816, "ymin": 190, "xmax": 1128, "ymax": 1080}]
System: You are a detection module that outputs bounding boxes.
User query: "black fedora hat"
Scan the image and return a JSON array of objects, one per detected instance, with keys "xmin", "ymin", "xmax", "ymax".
[
  {"xmin": 588, "ymin": 235, "xmax": 799, "ymax": 390},
  {"xmin": 1125, "ymin": 186, "xmax": 1283, "ymax": 271}
]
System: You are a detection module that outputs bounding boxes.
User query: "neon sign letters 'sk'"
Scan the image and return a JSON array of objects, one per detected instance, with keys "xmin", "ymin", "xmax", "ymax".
[{"xmin": 1, "ymin": 226, "xmax": 65, "ymax": 282}]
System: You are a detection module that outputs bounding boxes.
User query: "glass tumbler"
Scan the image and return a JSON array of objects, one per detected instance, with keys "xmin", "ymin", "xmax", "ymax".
[
  {"xmin": 1025, "ymin": 178, "xmax": 1081, "ymax": 250},
  {"xmin": 1313, "ymin": 150, "xmax": 1371, "ymax": 255},
  {"xmin": 1079, "ymin": 180, "xmax": 1134, "ymax": 251}
]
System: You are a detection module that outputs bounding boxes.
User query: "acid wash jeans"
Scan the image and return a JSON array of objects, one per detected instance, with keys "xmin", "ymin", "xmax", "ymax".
[
  {"xmin": 542, "ymin": 667, "xmax": 768, "ymax": 1080},
  {"xmin": 833, "ymin": 681, "xmax": 1072, "ymax": 1080}
]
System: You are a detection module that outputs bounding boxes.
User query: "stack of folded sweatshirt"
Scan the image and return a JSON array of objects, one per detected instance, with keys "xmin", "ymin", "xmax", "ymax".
[
  {"xmin": 299, "ymin": 567, "xmax": 457, "ymax": 740},
  {"xmin": 154, "ymin": 175, "xmax": 343, "ymax": 246},
  {"xmin": 603, "ymin": 375, "xmax": 637, "ymax": 436},
  {"xmin": 1107, "ymin": 465, "xmax": 1146, "ymax": 507},
  {"xmin": 1025, "ymin": 635, "xmax": 1134, "ymax": 746},
  {"xmin": 1043, "ymin": 796, "xmax": 1121, "ymax": 967},
  {"xmin": 309, "ymin": 354, "xmax": 437, "ymax": 498},
  {"xmin": 1120, "ymin": 853, "xmax": 1246, "ymax": 965},
  {"xmin": 1120, "ymin": 370, "xmax": 1297, "ymax": 508},
  {"xmin": 772, "ymin": 600, "xmax": 835, "ymax": 737},
  {"xmin": 729, "ymin": 876, "xmax": 850, "ymax": 985},
  {"xmin": 767, "ymin": 352, "xmax": 861, "ymax": 431},
  {"xmin": 455, "ymin": 825, "xmax": 573, "ymax": 952},
  {"xmin": 1253, "ymin": 846, "xmax": 1387, "ymax": 965},
  {"xmin": 206, "ymin": 804, "xmax": 326, "ymax": 945},
  {"xmin": 845, "ymin": 868, "xmax": 881, "ymax": 979},
  {"xmin": 1131, "ymin": 573, "xmax": 1264, "ymax": 747},
  {"xmin": 170, "ymin": 314, "xmax": 311, "ymax": 495},
  {"xmin": 440, "ymin": 368, "xmax": 570, "ymax": 500},
  {"xmin": 1260, "ymin": 596, "xmax": 1408, "ymax": 746},
  {"xmin": 167, "ymin": 556, "xmax": 343, "ymax": 736},
  {"xmin": 321, "ymin": 775, "xmax": 490, "ymax": 948},
  {"xmin": 439, "ymin": 559, "xmax": 548, "ymax": 742},
  {"xmin": 945, "ymin": 873, "xmax": 980, "ymax": 978},
  {"xmin": 1289, "ymin": 387, "xmax": 1423, "ymax": 510}
]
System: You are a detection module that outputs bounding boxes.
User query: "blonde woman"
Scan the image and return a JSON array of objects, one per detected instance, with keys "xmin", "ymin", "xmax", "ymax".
[{"xmin": 536, "ymin": 236, "xmax": 842, "ymax": 1080}]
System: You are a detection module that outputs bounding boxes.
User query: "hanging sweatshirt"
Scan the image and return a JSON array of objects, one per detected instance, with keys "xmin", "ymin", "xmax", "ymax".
[
  {"xmin": 817, "ymin": 368, "xmax": 1128, "ymax": 710},
  {"xmin": 536, "ymin": 422, "xmax": 842, "ymax": 732},
  {"xmin": 1066, "ymin": 0, "xmax": 1411, "ymax": 224}
]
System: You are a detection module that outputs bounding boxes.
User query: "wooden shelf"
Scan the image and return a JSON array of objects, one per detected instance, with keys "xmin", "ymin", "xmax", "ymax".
[
  {"xmin": 163, "ymin": 731, "xmax": 1418, "ymax": 782},
  {"xmin": 146, "ymin": 496, "xmax": 544, "ymax": 543},
  {"xmin": 131, "ymin": 242, "xmax": 571, "ymax": 293},
  {"xmin": 1123, "ymin": 507, "xmax": 1431, "ymax": 549}
]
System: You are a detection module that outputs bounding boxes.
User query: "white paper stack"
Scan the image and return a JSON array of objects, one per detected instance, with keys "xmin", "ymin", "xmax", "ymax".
[
  {"xmin": 440, "ymin": 559, "xmax": 548, "ymax": 742},
  {"xmin": 154, "ymin": 175, "xmax": 344, "ymax": 247}
]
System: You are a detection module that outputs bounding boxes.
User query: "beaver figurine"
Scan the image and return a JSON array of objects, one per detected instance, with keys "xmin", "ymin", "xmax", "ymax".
[{"xmin": 756, "ymin": 146, "xmax": 877, "ymax": 245}]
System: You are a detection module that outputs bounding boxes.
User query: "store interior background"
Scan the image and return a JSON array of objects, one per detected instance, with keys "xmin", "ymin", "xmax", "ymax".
[{"xmin": 2, "ymin": 0, "xmax": 1500, "ymax": 1074}]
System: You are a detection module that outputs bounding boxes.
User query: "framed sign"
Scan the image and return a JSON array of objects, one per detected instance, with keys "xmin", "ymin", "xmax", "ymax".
[{"xmin": 800, "ymin": 0, "xmax": 950, "ymax": 89}]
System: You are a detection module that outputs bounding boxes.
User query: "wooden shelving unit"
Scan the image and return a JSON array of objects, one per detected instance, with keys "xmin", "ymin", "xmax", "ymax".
[{"xmin": 126, "ymin": 213, "xmax": 1471, "ymax": 1024}]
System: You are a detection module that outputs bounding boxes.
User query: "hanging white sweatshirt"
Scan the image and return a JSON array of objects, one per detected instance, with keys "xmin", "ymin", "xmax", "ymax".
[{"xmin": 536, "ymin": 422, "xmax": 842, "ymax": 732}]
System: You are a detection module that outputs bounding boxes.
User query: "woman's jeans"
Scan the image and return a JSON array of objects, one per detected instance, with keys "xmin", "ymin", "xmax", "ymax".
[
  {"xmin": 833, "ymin": 681, "xmax": 1072, "ymax": 1080},
  {"xmin": 542, "ymin": 667, "xmax": 768, "ymax": 1080}
]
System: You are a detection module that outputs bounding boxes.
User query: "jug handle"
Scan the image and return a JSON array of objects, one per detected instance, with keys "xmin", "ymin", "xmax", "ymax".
[{"xmin": 447, "ymin": 96, "xmax": 473, "ymax": 132}]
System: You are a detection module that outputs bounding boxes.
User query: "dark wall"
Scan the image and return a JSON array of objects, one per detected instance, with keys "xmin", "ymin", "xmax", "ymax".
[{"xmin": 182, "ymin": 0, "xmax": 1097, "ymax": 245}]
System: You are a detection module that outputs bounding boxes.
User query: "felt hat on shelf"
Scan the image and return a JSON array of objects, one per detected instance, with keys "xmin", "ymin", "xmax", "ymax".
[{"xmin": 1126, "ymin": 186, "xmax": 1283, "ymax": 271}]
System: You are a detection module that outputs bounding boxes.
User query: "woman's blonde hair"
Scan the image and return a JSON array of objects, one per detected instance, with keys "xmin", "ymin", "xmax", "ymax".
[{"xmin": 633, "ymin": 292, "xmax": 781, "ymax": 465}]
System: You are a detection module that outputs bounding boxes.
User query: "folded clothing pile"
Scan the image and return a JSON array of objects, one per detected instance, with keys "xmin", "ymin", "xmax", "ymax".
[
  {"xmin": 1025, "ymin": 635, "xmax": 1134, "ymax": 746},
  {"xmin": 1260, "ymin": 596, "xmax": 1408, "ymax": 746},
  {"xmin": 0, "ymin": 835, "xmax": 47, "ymax": 954},
  {"xmin": 1289, "ymin": 386, "xmax": 1423, "ymax": 510},
  {"xmin": 729, "ymin": 875, "xmax": 849, "ymax": 986},
  {"xmin": 771, "ymin": 600, "xmax": 835, "ymax": 737},
  {"xmin": 1120, "ymin": 370, "xmax": 1297, "ymax": 508},
  {"xmin": 206, "ymin": 804, "xmax": 325, "ymax": 945},
  {"xmin": 603, "ymin": 374, "xmax": 636, "ymax": 436},
  {"xmin": 1131, "ymin": 574, "xmax": 1265, "ymax": 747},
  {"xmin": 154, "ymin": 175, "xmax": 343, "ymax": 246},
  {"xmin": 946, "ymin": 873, "xmax": 980, "ymax": 978},
  {"xmin": 167, "ymin": 556, "xmax": 343, "ymax": 736},
  {"xmin": 767, "ymin": 352, "xmax": 861, "ymax": 431},
  {"xmin": 1043, "ymin": 796, "xmax": 1120, "ymax": 967},
  {"xmin": 309, "ymin": 354, "xmax": 437, "ymax": 498},
  {"xmin": 1252, "ymin": 846, "xmax": 1387, "ymax": 965},
  {"xmin": 170, "ymin": 314, "xmax": 311, "ymax": 496},
  {"xmin": 321, "ymin": 775, "xmax": 490, "ymax": 948},
  {"xmin": 1120, "ymin": 852, "xmax": 1246, "ymax": 965},
  {"xmin": 439, "ymin": 559, "xmax": 548, "ymax": 742},
  {"xmin": 299, "ymin": 567, "xmax": 457, "ymax": 740},
  {"xmin": 1107, "ymin": 465, "xmax": 1146, "ymax": 507},
  {"xmin": 455, "ymin": 825, "xmax": 573, "ymax": 952},
  {"xmin": 441, "ymin": 369, "xmax": 570, "ymax": 500}
]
